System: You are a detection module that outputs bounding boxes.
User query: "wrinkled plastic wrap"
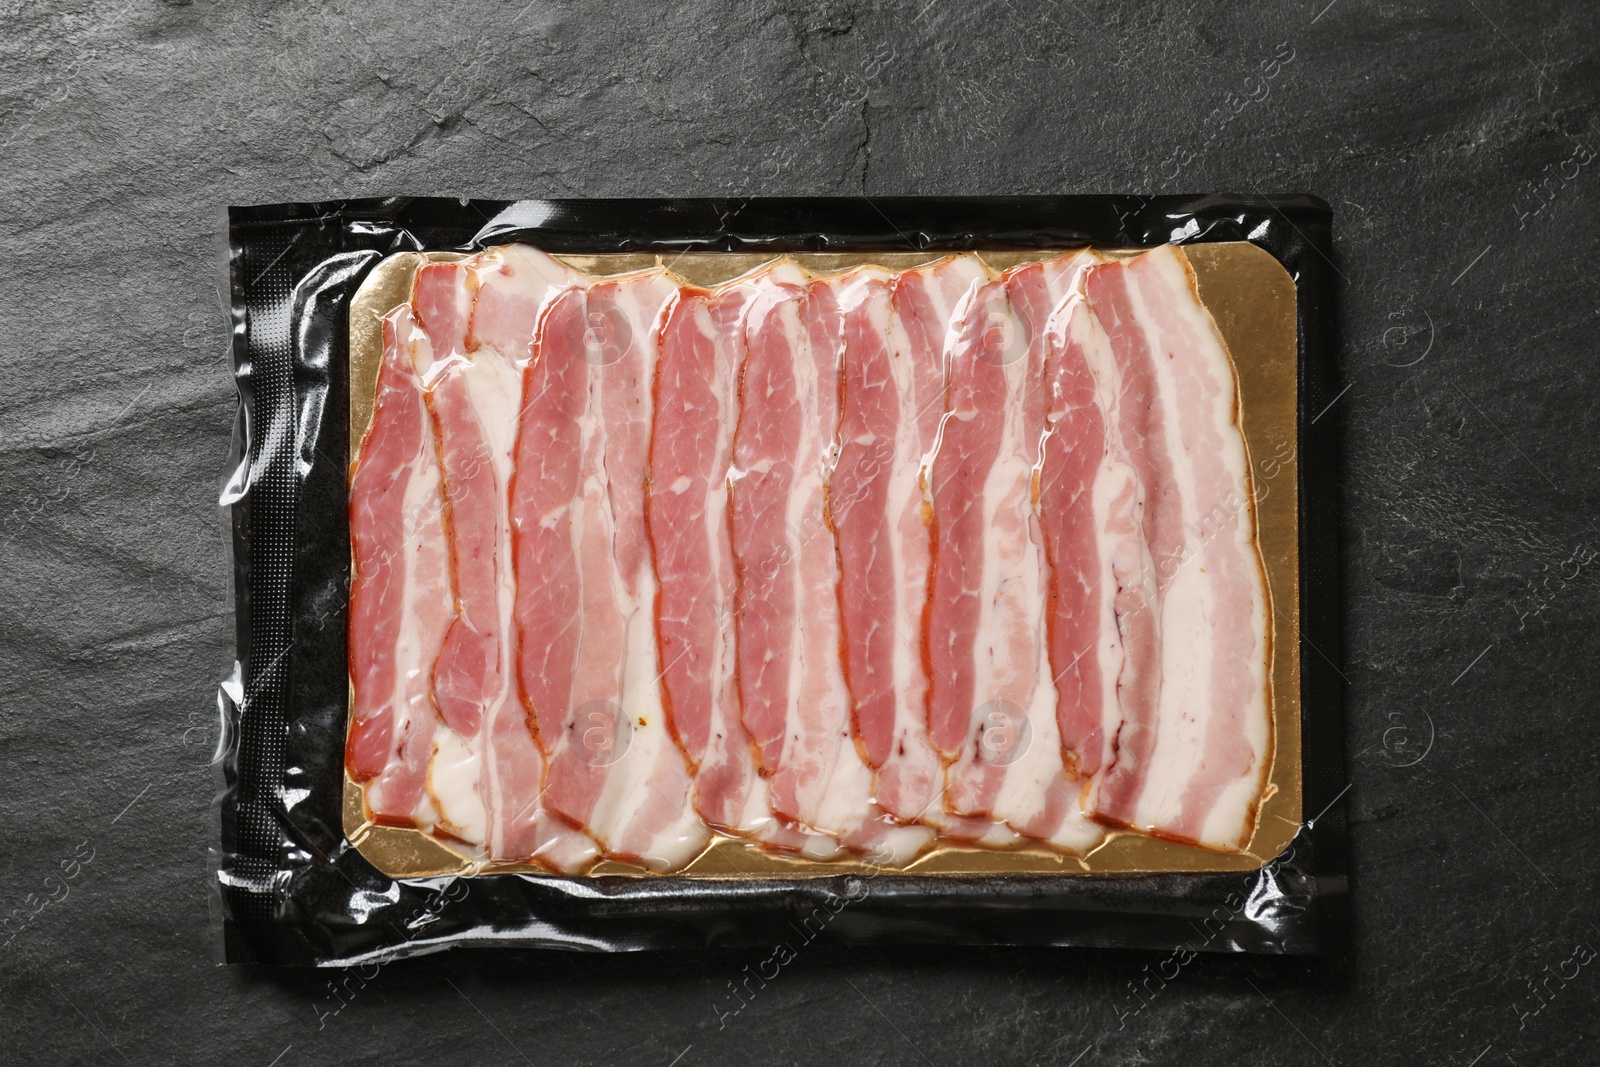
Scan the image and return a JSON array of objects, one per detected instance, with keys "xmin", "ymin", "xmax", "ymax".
[{"xmin": 217, "ymin": 196, "xmax": 1346, "ymax": 966}]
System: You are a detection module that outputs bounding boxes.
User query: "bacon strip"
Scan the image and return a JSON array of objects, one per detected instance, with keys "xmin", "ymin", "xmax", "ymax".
[
  {"xmin": 411, "ymin": 254, "xmax": 597, "ymax": 872},
  {"xmin": 829, "ymin": 259, "xmax": 1022, "ymax": 848},
  {"xmin": 1039, "ymin": 279, "xmax": 1149, "ymax": 795},
  {"xmin": 649, "ymin": 269, "xmax": 839, "ymax": 858},
  {"xmin": 829, "ymin": 263, "xmax": 947, "ymax": 813},
  {"xmin": 928, "ymin": 265, "xmax": 1101, "ymax": 853},
  {"xmin": 346, "ymin": 306, "xmax": 452, "ymax": 826},
  {"xmin": 514, "ymin": 273, "xmax": 709, "ymax": 871},
  {"xmin": 731, "ymin": 268, "xmax": 931, "ymax": 864},
  {"xmin": 1081, "ymin": 246, "xmax": 1271, "ymax": 851},
  {"xmin": 648, "ymin": 283, "xmax": 747, "ymax": 827}
]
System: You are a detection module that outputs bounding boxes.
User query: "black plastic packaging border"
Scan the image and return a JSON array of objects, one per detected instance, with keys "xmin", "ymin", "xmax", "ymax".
[{"xmin": 218, "ymin": 196, "xmax": 1347, "ymax": 966}]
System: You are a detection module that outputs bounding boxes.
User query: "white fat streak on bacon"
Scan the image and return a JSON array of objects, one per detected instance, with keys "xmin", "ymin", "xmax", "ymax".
[
  {"xmin": 652, "ymin": 263, "xmax": 841, "ymax": 860},
  {"xmin": 409, "ymin": 249, "xmax": 597, "ymax": 873},
  {"xmin": 930, "ymin": 266, "xmax": 1101, "ymax": 853},
  {"xmin": 732, "ymin": 267, "xmax": 931, "ymax": 866},
  {"xmin": 530, "ymin": 273, "xmax": 710, "ymax": 872},
  {"xmin": 426, "ymin": 727, "xmax": 486, "ymax": 843},
  {"xmin": 1082, "ymin": 246, "xmax": 1270, "ymax": 852},
  {"xmin": 347, "ymin": 307, "xmax": 452, "ymax": 828}
]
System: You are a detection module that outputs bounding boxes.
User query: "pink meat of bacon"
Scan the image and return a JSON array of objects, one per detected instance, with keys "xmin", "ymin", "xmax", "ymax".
[
  {"xmin": 733, "ymin": 266, "xmax": 931, "ymax": 865},
  {"xmin": 512, "ymin": 272, "xmax": 708, "ymax": 872},
  {"xmin": 409, "ymin": 250, "xmax": 597, "ymax": 873},
  {"xmin": 1081, "ymin": 246, "xmax": 1271, "ymax": 851},
  {"xmin": 926, "ymin": 265, "xmax": 1101, "ymax": 853},
  {"xmin": 346, "ymin": 305, "xmax": 452, "ymax": 827}
]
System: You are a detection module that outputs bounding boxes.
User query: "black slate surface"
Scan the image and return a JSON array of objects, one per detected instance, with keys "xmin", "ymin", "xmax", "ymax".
[{"xmin": 1, "ymin": 1, "xmax": 1596, "ymax": 1064}]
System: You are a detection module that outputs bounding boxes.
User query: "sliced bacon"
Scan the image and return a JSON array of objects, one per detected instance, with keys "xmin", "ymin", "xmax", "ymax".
[
  {"xmin": 927, "ymin": 264, "xmax": 1102, "ymax": 852},
  {"xmin": 731, "ymin": 267, "xmax": 931, "ymax": 864},
  {"xmin": 349, "ymin": 242, "xmax": 1272, "ymax": 868},
  {"xmin": 728, "ymin": 278, "xmax": 805, "ymax": 781},
  {"xmin": 411, "ymin": 254, "xmax": 598, "ymax": 872},
  {"xmin": 346, "ymin": 306, "xmax": 453, "ymax": 827},
  {"xmin": 992, "ymin": 255, "xmax": 1107, "ymax": 851},
  {"xmin": 832, "ymin": 259, "xmax": 984, "ymax": 833},
  {"xmin": 1081, "ymin": 246, "xmax": 1271, "ymax": 851},
  {"xmin": 648, "ymin": 283, "xmax": 744, "ymax": 820},
  {"xmin": 507, "ymin": 283, "xmax": 585, "ymax": 753},
  {"xmin": 649, "ymin": 268, "xmax": 839, "ymax": 857},
  {"xmin": 515, "ymin": 273, "xmax": 709, "ymax": 871},
  {"xmin": 1038, "ymin": 270, "xmax": 1152, "ymax": 798}
]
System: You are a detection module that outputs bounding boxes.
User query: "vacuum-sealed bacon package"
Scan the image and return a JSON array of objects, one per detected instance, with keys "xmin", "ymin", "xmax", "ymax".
[{"xmin": 217, "ymin": 197, "xmax": 1346, "ymax": 965}]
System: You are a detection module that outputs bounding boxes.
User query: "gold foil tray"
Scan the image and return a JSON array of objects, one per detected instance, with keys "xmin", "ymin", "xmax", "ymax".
[{"xmin": 345, "ymin": 243, "xmax": 1301, "ymax": 879}]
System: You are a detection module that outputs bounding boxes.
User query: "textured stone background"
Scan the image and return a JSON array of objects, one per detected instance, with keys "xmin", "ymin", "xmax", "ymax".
[{"xmin": 3, "ymin": 1, "xmax": 1598, "ymax": 1064}]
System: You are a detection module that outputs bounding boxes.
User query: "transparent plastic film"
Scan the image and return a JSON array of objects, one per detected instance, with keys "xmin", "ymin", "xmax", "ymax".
[{"xmin": 218, "ymin": 196, "xmax": 1345, "ymax": 965}]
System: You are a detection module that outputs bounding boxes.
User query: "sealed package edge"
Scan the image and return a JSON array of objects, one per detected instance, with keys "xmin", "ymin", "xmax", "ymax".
[{"xmin": 217, "ymin": 196, "xmax": 1347, "ymax": 966}]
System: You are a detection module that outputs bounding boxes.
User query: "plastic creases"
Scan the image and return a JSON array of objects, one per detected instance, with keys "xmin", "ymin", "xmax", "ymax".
[{"xmin": 217, "ymin": 196, "xmax": 1347, "ymax": 966}]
